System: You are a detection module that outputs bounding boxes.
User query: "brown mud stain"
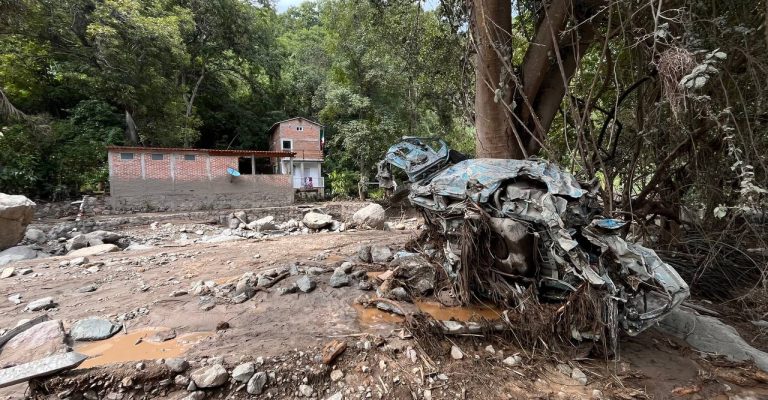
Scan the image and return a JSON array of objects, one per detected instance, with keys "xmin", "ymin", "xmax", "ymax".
[
  {"xmin": 75, "ymin": 327, "xmax": 213, "ymax": 368},
  {"xmin": 353, "ymin": 300, "xmax": 501, "ymax": 330},
  {"xmin": 415, "ymin": 301, "xmax": 502, "ymax": 321},
  {"xmin": 353, "ymin": 303, "xmax": 405, "ymax": 329}
]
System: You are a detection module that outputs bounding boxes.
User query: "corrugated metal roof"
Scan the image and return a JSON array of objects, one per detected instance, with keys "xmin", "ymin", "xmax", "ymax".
[{"xmin": 107, "ymin": 146, "xmax": 295, "ymax": 158}]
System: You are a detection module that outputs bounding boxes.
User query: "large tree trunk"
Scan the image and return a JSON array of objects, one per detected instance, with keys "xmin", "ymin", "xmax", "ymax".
[
  {"xmin": 472, "ymin": 0, "xmax": 520, "ymax": 159},
  {"xmin": 471, "ymin": 0, "xmax": 603, "ymax": 159}
]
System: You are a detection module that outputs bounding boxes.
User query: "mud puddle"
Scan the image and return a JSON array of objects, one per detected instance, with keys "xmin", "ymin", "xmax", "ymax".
[
  {"xmin": 354, "ymin": 300, "xmax": 501, "ymax": 329},
  {"xmin": 75, "ymin": 327, "xmax": 213, "ymax": 368}
]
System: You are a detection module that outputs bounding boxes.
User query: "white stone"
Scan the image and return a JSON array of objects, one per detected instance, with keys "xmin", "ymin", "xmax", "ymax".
[{"xmin": 450, "ymin": 345, "xmax": 463, "ymax": 360}]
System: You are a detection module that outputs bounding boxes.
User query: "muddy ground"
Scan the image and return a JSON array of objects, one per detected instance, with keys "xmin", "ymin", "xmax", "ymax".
[{"xmin": 1, "ymin": 206, "xmax": 768, "ymax": 400}]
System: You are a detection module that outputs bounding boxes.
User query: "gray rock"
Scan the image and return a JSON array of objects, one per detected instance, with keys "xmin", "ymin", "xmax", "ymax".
[
  {"xmin": 77, "ymin": 285, "xmax": 97, "ymax": 293},
  {"xmin": 330, "ymin": 369, "xmax": 344, "ymax": 382},
  {"xmin": 25, "ymin": 297, "xmax": 56, "ymax": 311},
  {"xmin": 17, "ymin": 268, "xmax": 32, "ymax": 275},
  {"xmin": 0, "ymin": 320, "xmax": 67, "ymax": 368},
  {"xmin": 502, "ymin": 355, "xmax": 522, "ymax": 366},
  {"xmin": 70, "ymin": 256, "xmax": 89, "ymax": 266},
  {"xmin": 387, "ymin": 287, "xmax": 410, "ymax": 302},
  {"xmin": 358, "ymin": 280, "xmax": 373, "ymax": 291},
  {"xmin": 299, "ymin": 384, "xmax": 313, "ymax": 397},
  {"xmin": 370, "ymin": 246, "xmax": 392, "ymax": 264},
  {"xmin": 326, "ymin": 392, "xmax": 343, "ymax": 400},
  {"xmin": 186, "ymin": 380, "xmax": 197, "ymax": 392},
  {"xmin": 296, "ymin": 276, "xmax": 316, "ymax": 293},
  {"xmin": 0, "ymin": 246, "xmax": 40, "ymax": 267},
  {"xmin": 352, "ymin": 203, "xmax": 386, "ymax": 229},
  {"xmin": 8, "ymin": 293, "xmax": 22, "ymax": 304},
  {"xmin": 307, "ymin": 266, "xmax": 325, "ymax": 275},
  {"xmin": 302, "ymin": 212, "xmax": 333, "ymax": 229},
  {"xmin": 659, "ymin": 307, "xmax": 768, "ymax": 372},
  {"xmin": 450, "ymin": 345, "xmax": 463, "ymax": 360},
  {"xmin": 329, "ymin": 269, "xmax": 350, "ymax": 288},
  {"xmin": 232, "ymin": 362, "xmax": 255, "ymax": 383},
  {"xmin": 70, "ymin": 318, "xmax": 122, "ymax": 341},
  {"xmin": 277, "ymin": 285, "xmax": 298, "ymax": 296},
  {"xmin": 182, "ymin": 391, "xmax": 205, "ymax": 400},
  {"xmin": 357, "ymin": 245, "xmax": 372, "ymax": 263},
  {"xmin": 0, "ymin": 193, "xmax": 35, "ymax": 251},
  {"xmin": 84, "ymin": 230, "xmax": 123, "ymax": 244},
  {"xmin": 65, "ymin": 235, "xmax": 89, "ymax": 252},
  {"xmin": 1, "ymin": 267, "xmax": 14, "ymax": 279},
  {"xmin": 190, "ymin": 364, "xmax": 228, "ymax": 388},
  {"xmin": 24, "ymin": 228, "xmax": 47, "ymax": 244},
  {"xmin": 571, "ymin": 367, "xmax": 587, "ymax": 385},
  {"xmin": 174, "ymin": 374, "xmax": 190, "ymax": 387},
  {"xmin": 247, "ymin": 216, "xmax": 276, "ymax": 231},
  {"xmin": 67, "ymin": 244, "xmax": 119, "ymax": 257},
  {"xmin": 231, "ymin": 293, "xmax": 248, "ymax": 304},
  {"xmin": 339, "ymin": 262, "xmax": 354, "ymax": 274},
  {"xmin": 246, "ymin": 371, "xmax": 268, "ymax": 395},
  {"xmin": 165, "ymin": 358, "xmax": 189, "ymax": 373}
]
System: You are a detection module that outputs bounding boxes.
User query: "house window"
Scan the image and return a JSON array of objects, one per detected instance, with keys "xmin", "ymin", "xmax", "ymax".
[
  {"xmin": 282, "ymin": 140, "xmax": 292, "ymax": 150},
  {"xmin": 184, "ymin": 154, "xmax": 196, "ymax": 161},
  {"xmin": 151, "ymin": 153, "xmax": 164, "ymax": 160},
  {"xmin": 238, "ymin": 157, "xmax": 253, "ymax": 175},
  {"xmin": 120, "ymin": 153, "xmax": 134, "ymax": 160},
  {"xmin": 296, "ymin": 126, "xmax": 304, "ymax": 131}
]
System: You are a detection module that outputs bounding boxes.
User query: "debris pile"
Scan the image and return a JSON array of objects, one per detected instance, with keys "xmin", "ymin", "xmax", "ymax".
[{"xmin": 377, "ymin": 138, "xmax": 690, "ymax": 347}]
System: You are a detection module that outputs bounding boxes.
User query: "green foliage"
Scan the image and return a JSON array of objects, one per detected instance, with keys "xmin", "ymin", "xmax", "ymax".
[
  {"xmin": 328, "ymin": 169, "xmax": 358, "ymax": 197},
  {"xmin": 0, "ymin": 0, "xmax": 469, "ymax": 199}
]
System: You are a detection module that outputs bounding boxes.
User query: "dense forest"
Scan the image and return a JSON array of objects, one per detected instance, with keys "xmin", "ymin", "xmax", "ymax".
[
  {"xmin": 0, "ymin": 0, "xmax": 469, "ymax": 199},
  {"xmin": 1, "ymin": 0, "xmax": 767, "ymax": 241}
]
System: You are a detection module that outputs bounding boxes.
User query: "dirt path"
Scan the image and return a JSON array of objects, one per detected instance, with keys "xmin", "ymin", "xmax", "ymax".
[{"xmin": 2, "ymin": 218, "xmax": 768, "ymax": 399}]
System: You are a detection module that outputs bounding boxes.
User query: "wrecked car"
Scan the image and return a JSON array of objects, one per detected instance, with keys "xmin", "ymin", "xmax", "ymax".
[{"xmin": 377, "ymin": 137, "xmax": 690, "ymax": 341}]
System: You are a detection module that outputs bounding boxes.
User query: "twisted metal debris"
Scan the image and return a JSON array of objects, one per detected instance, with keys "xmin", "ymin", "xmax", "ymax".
[{"xmin": 378, "ymin": 137, "xmax": 690, "ymax": 345}]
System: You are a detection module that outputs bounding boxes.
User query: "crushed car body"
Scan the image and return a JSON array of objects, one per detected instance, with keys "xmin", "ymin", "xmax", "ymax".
[{"xmin": 377, "ymin": 137, "xmax": 690, "ymax": 339}]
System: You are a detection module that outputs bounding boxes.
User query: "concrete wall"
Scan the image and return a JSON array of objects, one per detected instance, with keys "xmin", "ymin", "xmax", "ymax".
[{"xmin": 108, "ymin": 150, "xmax": 293, "ymax": 211}]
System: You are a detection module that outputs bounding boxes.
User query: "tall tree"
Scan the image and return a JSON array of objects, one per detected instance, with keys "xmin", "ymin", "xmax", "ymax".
[{"xmin": 470, "ymin": 0, "xmax": 604, "ymax": 158}]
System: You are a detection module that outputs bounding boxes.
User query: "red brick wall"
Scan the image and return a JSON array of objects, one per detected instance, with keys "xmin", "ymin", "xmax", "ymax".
[
  {"xmin": 110, "ymin": 151, "xmax": 142, "ymax": 178},
  {"xmin": 145, "ymin": 153, "xmax": 171, "ymax": 180},
  {"xmin": 173, "ymin": 152, "xmax": 207, "ymax": 181},
  {"xmin": 270, "ymin": 118, "xmax": 323, "ymax": 160}
]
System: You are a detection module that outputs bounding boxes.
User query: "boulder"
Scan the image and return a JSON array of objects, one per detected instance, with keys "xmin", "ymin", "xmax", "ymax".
[
  {"xmin": 370, "ymin": 246, "xmax": 392, "ymax": 264},
  {"xmin": 24, "ymin": 228, "xmax": 47, "ymax": 244},
  {"xmin": 357, "ymin": 245, "xmax": 372, "ymax": 263},
  {"xmin": 329, "ymin": 269, "xmax": 350, "ymax": 288},
  {"xmin": 67, "ymin": 244, "xmax": 120, "ymax": 257},
  {"xmin": 232, "ymin": 362, "xmax": 255, "ymax": 383},
  {"xmin": 0, "ymin": 320, "xmax": 67, "ymax": 368},
  {"xmin": 303, "ymin": 212, "xmax": 333, "ymax": 229},
  {"xmin": 165, "ymin": 358, "xmax": 189, "ymax": 373},
  {"xmin": 70, "ymin": 318, "xmax": 122, "ymax": 341},
  {"xmin": 65, "ymin": 235, "xmax": 89, "ymax": 252},
  {"xmin": 659, "ymin": 307, "xmax": 768, "ymax": 372},
  {"xmin": 352, "ymin": 203, "xmax": 386, "ymax": 229},
  {"xmin": 84, "ymin": 231, "xmax": 123, "ymax": 244},
  {"xmin": 0, "ymin": 246, "xmax": 40, "ymax": 267},
  {"xmin": 190, "ymin": 364, "xmax": 229, "ymax": 388},
  {"xmin": 246, "ymin": 371, "xmax": 268, "ymax": 395},
  {"xmin": 296, "ymin": 275, "xmax": 316, "ymax": 293},
  {"xmin": 0, "ymin": 193, "xmax": 35, "ymax": 251},
  {"xmin": 247, "ymin": 216, "xmax": 276, "ymax": 231}
]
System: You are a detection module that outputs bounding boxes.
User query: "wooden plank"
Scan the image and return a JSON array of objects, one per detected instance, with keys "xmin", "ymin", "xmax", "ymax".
[{"xmin": 0, "ymin": 352, "xmax": 88, "ymax": 388}]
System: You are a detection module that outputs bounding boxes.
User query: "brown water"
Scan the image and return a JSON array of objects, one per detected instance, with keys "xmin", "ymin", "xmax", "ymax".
[
  {"xmin": 414, "ymin": 301, "xmax": 502, "ymax": 321},
  {"xmin": 75, "ymin": 327, "xmax": 213, "ymax": 368},
  {"xmin": 354, "ymin": 300, "xmax": 501, "ymax": 329}
]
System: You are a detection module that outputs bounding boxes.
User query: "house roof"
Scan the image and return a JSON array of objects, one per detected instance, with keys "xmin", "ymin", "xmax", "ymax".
[
  {"xmin": 267, "ymin": 117, "xmax": 324, "ymax": 135},
  {"xmin": 107, "ymin": 146, "xmax": 295, "ymax": 158}
]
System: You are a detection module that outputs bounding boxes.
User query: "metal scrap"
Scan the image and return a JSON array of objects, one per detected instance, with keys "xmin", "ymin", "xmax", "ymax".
[{"xmin": 377, "ymin": 137, "xmax": 690, "ymax": 342}]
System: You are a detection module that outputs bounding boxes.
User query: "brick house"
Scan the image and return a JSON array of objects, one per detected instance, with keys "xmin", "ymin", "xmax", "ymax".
[
  {"xmin": 107, "ymin": 146, "xmax": 295, "ymax": 211},
  {"xmin": 267, "ymin": 117, "xmax": 324, "ymax": 191}
]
